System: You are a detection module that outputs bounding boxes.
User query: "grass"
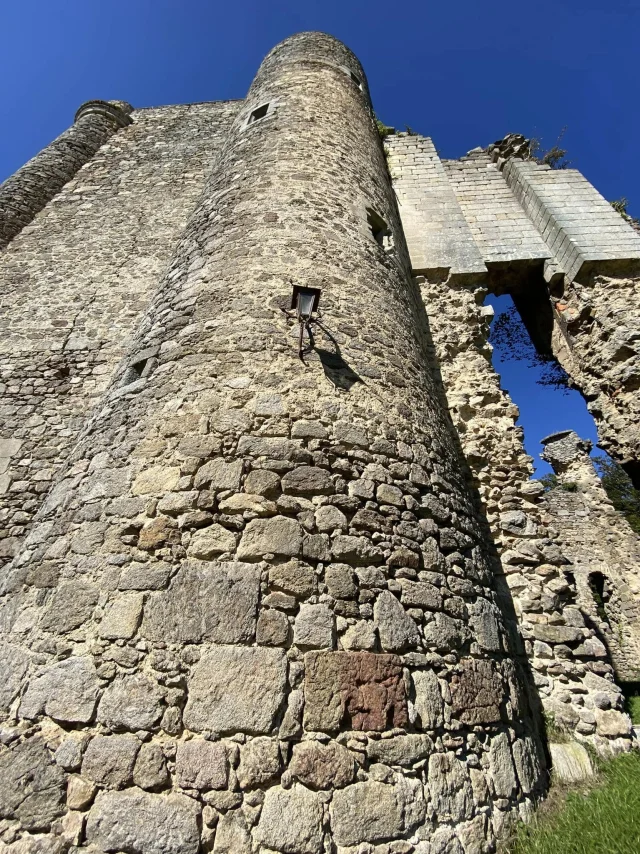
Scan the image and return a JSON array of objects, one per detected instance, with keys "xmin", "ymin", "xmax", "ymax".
[
  {"xmin": 626, "ymin": 695, "xmax": 640, "ymax": 724},
  {"xmin": 503, "ymin": 751, "xmax": 640, "ymax": 854}
]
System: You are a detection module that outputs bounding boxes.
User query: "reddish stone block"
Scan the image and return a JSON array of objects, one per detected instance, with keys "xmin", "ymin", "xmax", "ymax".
[{"xmin": 304, "ymin": 651, "xmax": 408, "ymax": 732}]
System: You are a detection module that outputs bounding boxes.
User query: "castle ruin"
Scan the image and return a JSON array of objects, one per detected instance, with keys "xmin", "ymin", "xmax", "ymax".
[{"xmin": 1, "ymin": 31, "xmax": 640, "ymax": 854}]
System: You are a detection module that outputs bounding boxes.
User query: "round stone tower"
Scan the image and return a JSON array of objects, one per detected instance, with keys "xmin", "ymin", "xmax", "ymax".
[{"xmin": 0, "ymin": 33, "xmax": 545, "ymax": 853}]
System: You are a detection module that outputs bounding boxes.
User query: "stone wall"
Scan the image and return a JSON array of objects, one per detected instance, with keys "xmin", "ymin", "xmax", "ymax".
[
  {"xmin": 0, "ymin": 100, "xmax": 240, "ymax": 567},
  {"xmin": 0, "ymin": 100, "xmax": 133, "ymax": 250},
  {"xmin": 540, "ymin": 431, "xmax": 640, "ymax": 683},
  {"xmin": 546, "ymin": 272, "xmax": 640, "ymax": 487},
  {"xmin": 0, "ymin": 33, "xmax": 547, "ymax": 854},
  {"xmin": 416, "ymin": 273, "xmax": 632, "ymax": 753}
]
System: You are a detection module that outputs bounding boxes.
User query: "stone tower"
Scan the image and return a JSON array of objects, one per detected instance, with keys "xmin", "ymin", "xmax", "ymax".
[{"xmin": 0, "ymin": 29, "xmax": 639, "ymax": 854}]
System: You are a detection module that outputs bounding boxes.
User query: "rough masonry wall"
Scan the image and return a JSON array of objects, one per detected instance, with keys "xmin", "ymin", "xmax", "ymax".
[
  {"xmin": 547, "ymin": 272, "xmax": 640, "ymax": 486},
  {"xmin": 0, "ymin": 33, "xmax": 547, "ymax": 854},
  {"xmin": 416, "ymin": 273, "xmax": 632, "ymax": 751},
  {"xmin": 0, "ymin": 100, "xmax": 240, "ymax": 567},
  {"xmin": 0, "ymin": 100, "xmax": 133, "ymax": 250},
  {"xmin": 540, "ymin": 431, "xmax": 640, "ymax": 683}
]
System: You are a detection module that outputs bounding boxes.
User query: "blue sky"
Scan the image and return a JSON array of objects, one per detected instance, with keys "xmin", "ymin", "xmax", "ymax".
[{"xmin": 1, "ymin": 0, "xmax": 637, "ymax": 473}]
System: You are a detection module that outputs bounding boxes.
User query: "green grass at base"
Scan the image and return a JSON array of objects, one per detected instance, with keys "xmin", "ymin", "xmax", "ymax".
[
  {"xmin": 626, "ymin": 695, "xmax": 640, "ymax": 725},
  {"xmin": 506, "ymin": 752, "xmax": 640, "ymax": 854}
]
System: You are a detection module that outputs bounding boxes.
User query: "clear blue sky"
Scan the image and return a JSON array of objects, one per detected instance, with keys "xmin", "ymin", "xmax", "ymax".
[{"xmin": 1, "ymin": 0, "xmax": 636, "ymax": 473}]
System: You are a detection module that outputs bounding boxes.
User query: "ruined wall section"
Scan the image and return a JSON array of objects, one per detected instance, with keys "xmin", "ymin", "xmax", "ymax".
[
  {"xmin": 0, "ymin": 101, "xmax": 241, "ymax": 566},
  {"xmin": 0, "ymin": 33, "xmax": 547, "ymax": 854},
  {"xmin": 547, "ymin": 273, "xmax": 640, "ymax": 486},
  {"xmin": 540, "ymin": 431, "xmax": 640, "ymax": 683},
  {"xmin": 417, "ymin": 274, "xmax": 632, "ymax": 753}
]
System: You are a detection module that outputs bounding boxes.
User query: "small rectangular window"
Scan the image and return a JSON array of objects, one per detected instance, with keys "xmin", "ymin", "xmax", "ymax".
[
  {"xmin": 249, "ymin": 103, "xmax": 270, "ymax": 123},
  {"xmin": 350, "ymin": 72, "xmax": 362, "ymax": 90},
  {"xmin": 367, "ymin": 208, "xmax": 393, "ymax": 250}
]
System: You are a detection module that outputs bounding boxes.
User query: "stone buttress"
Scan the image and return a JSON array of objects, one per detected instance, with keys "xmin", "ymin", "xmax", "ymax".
[{"xmin": 0, "ymin": 34, "xmax": 547, "ymax": 854}]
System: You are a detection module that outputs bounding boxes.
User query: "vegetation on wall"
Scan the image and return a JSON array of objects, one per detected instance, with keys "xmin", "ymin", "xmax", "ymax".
[
  {"xmin": 528, "ymin": 128, "xmax": 570, "ymax": 170},
  {"xmin": 374, "ymin": 114, "xmax": 395, "ymax": 139},
  {"xmin": 610, "ymin": 197, "xmax": 640, "ymax": 228},
  {"xmin": 592, "ymin": 455, "xmax": 640, "ymax": 535}
]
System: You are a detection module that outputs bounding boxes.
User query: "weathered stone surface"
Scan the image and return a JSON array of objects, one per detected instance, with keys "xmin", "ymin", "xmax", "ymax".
[
  {"xmin": 237, "ymin": 736, "xmax": 281, "ymax": 789},
  {"xmin": 0, "ymin": 642, "xmax": 29, "ymax": 711},
  {"xmin": 315, "ymin": 504, "xmax": 347, "ymax": 533},
  {"xmin": 289, "ymin": 740, "xmax": 355, "ymax": 789},
  {"xmin": 331, "ymin": 778, "xmax": 425, "ymax": 846},
  {"xmin": 324, "ymin": 563, "xmax": 356, "ymax": 599},
  {"xmin": 132, "ymin": 466, "xmax": 181, "ymax": 495},
  {"xmin": 422, "ymin": 613, "xmax": 468, "ymax": 651},
  {"xmin": 244, "ymin": 468, "xmax": 281, "ymax": 498},
  {"xmin": 237, "ymin": 516, "xmax": 303, "ymax": 560},
  {"xmin": 331, "ymin": 535, "xmax": 384, "ymax": 565},
  {"xmin": 142, "ymin": 561, "xmax": 259, "ymax": 643},
  {"xmin": 449, "ymin": 658, "xmax": 503, "ymax": 725},
  {"xmin": 194, "ymin": 458, "xmax": 243, "ymax": 491},
  {"xmin": 81, "ymin": 734, "xmax": 140, "ymax": 788},
  {"xmin": 0, "ymin": 737, "xmax": 66, "ymax": 831},
  {"xmin": 488, "ymin": 732, "xmax": 517, "ymax": 798},
  {"xmin": 549, "ymin": 742, "xmax": 594, "ymax": 782},
  {"xmin": 377, "ymin": 483, "xmax": 403, "ymax": 506},
  {"xmin": 304, "ymin": 651, "xmax": 408, "ymax": 732},
  {"xmin": 428, "ymin": 752, "xmax": 474, "ymax": 822},
  {"xmin": 595, "ymin": 708, "xmax": 632, "ymax": 737},
  {"xmin": 138, "ymin": 515, "xmax": 178, "ymax": 550},
  {"xmin": 341, "ymin": 619, "xmax": 377, "ymax": 651},
  {"xmin": 119, "ymin": 561, "xmax": 172, "ymax": 590},
  {"xmin": 532, "ymin": 624, "xmax": 584, "ymax": 644},
  {"xmin": 399, "ymin": 579, "xmax": 442, "ymax": 610},
  {"xmin": 512, "ymin": 736, "xmax": 542, "ymax": 795},
  {"xmin": 213, "ymin": 809, "xmax": 252, "ymax": 854},
  {"xmin": 187, "ymin": 525, "xmax": 236, "ymax": 558},
  {"xmin": 366, "ymin": 733, "xmax": 433, "ymax": 766},
  {"xmin": 218, "ymin": 493, "xmax": 276, "ymax": 515},
  {"xmin": 40, "ymin": 580, "xmax": 98, "ymax": 632},
  {"xmin": 184, "ymin": 645, "xmax": 287, "ymax": 734},
  {"xmin": 374, "ymin": 590, "xmax": 420, "ymax": 651},
  {"xmin": 55, "ymin": 736, "xmax": 87, "ymax": 772},
  {"xmin": 20, "ymin": 657, "xmax": 100, "ymax": 724},
  {"xmin": 99, "ymin": 593, "xmax": 144, "ymax": 639},
  {"xmin": 97, "ymin": 673, "xmax": 164, "ymax": 732},
  {"xmin": 269, "ymin": 560, "xmax": 315, "ymax": 598},
  {"xmin": 175, "ymin": 739, "xmax": 228, "ymax": 790},
  {"xmin": 412, "ymin": 669, "xmax": 444, "ymax": 729},
  {"xmin": 257, "ymin": 608, "xmax": 290, "ymax": 645},
  {"xmin": 281, "ymin": 465, "xmax": 334, "ymax": 496},
  {"xmin": 133, "ymin": 742, "xmax": 169, "ymax": 790},
  {"xmin": 67, "ymin": 774, "xmax": 97, "ymax": 810},
  {"xmin": 294, "ymin": 604, "xmax": 334, "ymax": 649},
  {"xmin": 468, "ymin": 599, "xmax": 502, "ymax": 652},
  {"xmin": 254, "ymin": 784, "xmax": 324, "ymax": 854},
  {"xmin": 86, "ymin": 788, "xmax": 200, "ymax": 854}
]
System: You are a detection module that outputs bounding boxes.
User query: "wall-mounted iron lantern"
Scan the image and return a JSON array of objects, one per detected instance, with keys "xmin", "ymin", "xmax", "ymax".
[{"xmin": 289, "ymin": 284, "xmax": 322, "ymax": 361}]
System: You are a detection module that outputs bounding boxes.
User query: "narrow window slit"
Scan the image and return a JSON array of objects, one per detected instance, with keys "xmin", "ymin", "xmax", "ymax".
[
  {"xmin": 367, "ymin": 208, "xmax": 393, "ymax": 251},
  {"xmin": 350, "ymin": 72, "xmax": 362, "ymax": 90},
  {"xmin": 249, "ymin": 103, "xmax": 270, "ymax": 124}
]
